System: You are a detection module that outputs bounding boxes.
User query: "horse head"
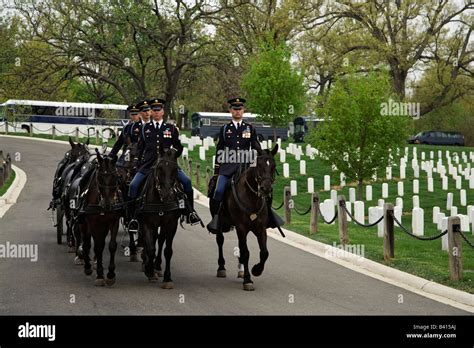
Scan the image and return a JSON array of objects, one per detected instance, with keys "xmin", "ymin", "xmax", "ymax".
[
  {"xmin": 95, "ymin": 148, "xmax": 119, "ymax": 211},
  {"xmin": 68, "ymin": 137, "xmax": 90, "ymax": 163},
  {"xmin": 154, "ymin": 147, "xmax": 179, "ymax": 202},
  {"xmin": 253, "ymin": 144, "xmax": 279, "ymax": 198}
]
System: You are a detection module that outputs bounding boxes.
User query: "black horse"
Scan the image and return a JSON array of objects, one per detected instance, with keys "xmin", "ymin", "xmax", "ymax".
[
  {"xmin": 213, "ymin": 144, "xmax": 279, "ymax": 291},
  {"xmin": 115, "ymin": 137, "xmax": 141, "ymax": 262},
  {"xmin": 80, "ymin": 150, "xmax": 123, "ymax": 286},
  {"xmin": 137, "ymin": 148, "xmax": 184, "ymax": 289},
  {"xmin": 50, "ymin": 137, "xmax": 90, "ymax": 245}
]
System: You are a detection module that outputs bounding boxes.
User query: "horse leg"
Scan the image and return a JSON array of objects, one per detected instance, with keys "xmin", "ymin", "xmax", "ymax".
[
  {"xmin": 83, "ymin": 220, "xmax": 93, "ymax": 276},
  {"xmin": 216, "ymin": 233, "xmax": 226, "ymax": 278},
  {"xmin": 106, "ymin": 218, "xmax": 119, "ymax": 286},
  {"xmin": 143, "ymin": 222, "xmax": 158, "ymax": 282},
  {"xmin": 93, "ymin": 225, "xmax": 107, "ymax": 286},
  {"xmin": 73, "ymin": 222, "xmax": 84, "ymax": 265},
  {"xmin": 251, "ymin": 228, "xmax": 269, "ymax": 277},
  {"xmin": 161, "ymin": 222, "xmax": 177, "ymax": 289},
  {"xmin": 128, "ymin": 229, "xmax": 139, "ymax": 262},
  {"xmin": 154, "ymin": 227, "xmax": 165, "ymax": 278},
  {"xmin": 237, "ymin": 228, "xmax": 253, "ymax": 291}
]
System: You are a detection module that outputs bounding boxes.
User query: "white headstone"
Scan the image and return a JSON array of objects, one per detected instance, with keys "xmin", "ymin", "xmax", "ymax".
[
  {"xmin": 456, "ymin": 176, "xmax": 462, "ymax": 189},
  {"xmin": 433, "ymin": 206, "xmax": 440, "ymax": 223},
  {"xmin": 307, "ymin": 178, "xmax": 314, "ymax": 193},
  {"xmin": 447, "ymin": 192, "xmax": 453, "ymax": 211},
  {"xmin": 199, "ymin": 146, "xmax": 206, "ymax": 161},
  {"xmin": 451, "ymin": 206, "xmax": 458, "ymax": 217},
  {"xmin": 397, "ymin": 181, "xmax": 404, "ymax": 196},
  {"xmin": 394, "ymin": 205, "xmax": 402, "ymax": 224},
  {"xmin": 324, "ymin": 175, "xmax": 330, "ymax": 191},
  {"xmin": 413, "ymin": 165, "xmax": 419, "ymax": 178},
  {"xmin": 354, "ymin": 201, "xmax": 365, "ymax": 224},
  {"xmin": 349, "ymin": 187, "xmax": 356, "ymax": 203},
  {"xmin": 396, "ymin": 197, "xmax": 403, "ymax": 210},
  {"xmin": 366, "ymin": 185, "xmax": 372, "ymax": 201},
  {"xmin": 280, "ymin": 150, "xmax": 286, "ymax": 163},
  {"xmin": 399, "ymin": 164, "xmax": 406, "ymax": 179},
  {"xmin": 437, "ymin": 213, "xmax": 446, "ymax": 230},
  {"xmin": 412, "ymin": 207, "xmax": 424, "ymax": 236},
  {"xmin": 382, "ymin": 183, "xmax": 389, "ymax": 198},
  {"xmin": 412, "ymin": 195, "xmax": 419, "ymax": 208},
  {"xmin": 346, "ymin": 201, "xmax": 352, "ymax": 222},
  {"xmin": 413, "ymin": 179, "xmax": 419, "ymax": 194},
  {"xmin": 283, "ymin": 163, "xmax": 290, "ymax": 178},
  {"xmin": 460, "ymin": 189, "xmax": 466, "ymax": 206},
  {"xmin": 427, "ymin": 177, "xmax": 434, "ymax": 192},
  {"xmin": 441, "ymin": 217, "xmax": 448, "ymax": 251},
  {"xmin": 460, "ymin": 214, "xmax": 470, "ymax": 232},
  {"xmin": 290, "ymin": 180, "xmax": 297, "ymax": 196},
  {"xmin": 331, "ymin": 190, "xmax": 338, "ymax": 206},
  {"xmin": 378, "ymin": 199, "xmax": 384, "ymax": 207},
  {"xmin": 442, "ymin": 176, "xmax": 448, "ymax": 190},
  {"xmin": 300, "ymin": 160, "xmax": 306, "ymax": 175}
]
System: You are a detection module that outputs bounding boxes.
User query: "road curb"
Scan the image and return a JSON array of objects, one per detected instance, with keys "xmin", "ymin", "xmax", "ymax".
[
  {"xmin": 0, "ymin": 164, "xmax": 27, "ymax": 218},
  {"xmin": 193, "ymin": 189, "xmax": 474, "ymax": 313}
]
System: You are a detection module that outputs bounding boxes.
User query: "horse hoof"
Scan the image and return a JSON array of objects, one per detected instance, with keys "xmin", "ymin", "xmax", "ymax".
[
  {"xmin": 155, "ymin": 270, "xmax": 163, "ymax": 278},
  {"xmin": 243, "ymin": 283, "xmax": 255, "ymax": 291},
  {"xmin": 217, "ymin": 270, "xmax": 227, "ymax": 278},
  {"xmin": 237, "ymin": 271, "xmax": 244, "ymax": 279},
  {"xmin": 84, "ymin": 268, "xmax": 93, "ymax": 276},
  {"xmin": 105, "ymin": 277, "xmax": 116, "ymax": 286},
  {"xmin": 147, "ymin": 274, "xmax": 158, "ymax": 282},
  {"xmin": 251, "ymin": 265, "xmax": 263, "ymax": 277},
  {"xmin": 161, "ymin": 282, "xmax": 174, "ymax": 289},
  {"xmin": 74, "ymin": 256, "xmax": 84, "ymax": 265},
  {"xmin": 95, "ymin": 278, "xmax": 105, "ymax": 286},
  {"xmin": 129, "ymin": 254, "xmax": 139, "ymax": 262},
  {"xmin": 67, "ymin": 246, "xmax": 76, "ymax": 253}
]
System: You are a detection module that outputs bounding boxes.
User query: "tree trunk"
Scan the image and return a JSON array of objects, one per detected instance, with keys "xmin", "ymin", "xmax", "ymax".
[
  {"xmin": 357, "ymin": 178, "xmax": 363, "ymax": 201},
  {"xmin": 390, "ymin": 66, "xmax": 408, "ymax": 100}
]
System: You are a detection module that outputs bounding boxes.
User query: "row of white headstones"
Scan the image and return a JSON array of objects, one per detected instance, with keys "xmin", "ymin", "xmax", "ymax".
[{"xmin": 180, "ymin": 135, "xmax": 474, "ymax": 245}]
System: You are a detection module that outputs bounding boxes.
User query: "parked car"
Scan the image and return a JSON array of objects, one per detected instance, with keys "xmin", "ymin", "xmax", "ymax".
[{"xmin": 408, "ymin": 131, "xmax": 465, "ymax": 146}]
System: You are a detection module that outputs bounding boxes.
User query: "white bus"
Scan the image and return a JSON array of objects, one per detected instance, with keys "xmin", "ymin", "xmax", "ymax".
[{"xmin": 0, "ymin": 99, "xmax": 128, "ymax": 137}]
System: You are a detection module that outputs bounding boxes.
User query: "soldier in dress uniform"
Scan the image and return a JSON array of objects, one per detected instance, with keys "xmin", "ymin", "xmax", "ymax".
[
  {"xmin": 127, "ymin": 98, "xmax": 200, "ymax": 231},
  {"xmin": 207, "ymin": 97, "xmax": 283, "ymax": 234},
  {"xmin": 137, "ymin": 99, "xmax": 151, "ymax": 124},
  {"xmin": 109, "ymin": 103, "xmax": 143, "ymax": 161}
]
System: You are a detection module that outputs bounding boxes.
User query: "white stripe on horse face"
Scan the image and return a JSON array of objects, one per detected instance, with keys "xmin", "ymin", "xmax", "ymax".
[{"xmin": 266, "ymin": 160, "xmax": 270, "ymax": 166}]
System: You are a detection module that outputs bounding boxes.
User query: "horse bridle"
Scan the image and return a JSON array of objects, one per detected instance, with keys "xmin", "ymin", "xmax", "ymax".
[
  {"xmin": 246, "ymin": 156, "xmax": 276, "ymax": 198},
  {"xmin": 95, "ymin": 166, "xmax": 121, "ymax": 208},
  {"xmin": 154, "ymin": 158, "xmax": 179, "ymax": 202}
]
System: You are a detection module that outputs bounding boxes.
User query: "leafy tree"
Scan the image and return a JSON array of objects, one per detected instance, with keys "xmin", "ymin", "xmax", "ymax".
[
  {"xmin": 241, "ymin": 38, "xmax": 306, "ymax": 140},
  {"xmin": 309, "ymin": 71, "xmax": 411, "ymax": 199}
]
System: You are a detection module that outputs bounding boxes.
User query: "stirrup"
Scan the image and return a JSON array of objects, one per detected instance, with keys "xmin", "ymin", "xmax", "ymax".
[
  {"xmin": 187, "ymin": 212, "xmax": 202, "ymax": 226},
  {"xmin": 128, "ymin": 219, "xmax": 139, "ymax": 233}
]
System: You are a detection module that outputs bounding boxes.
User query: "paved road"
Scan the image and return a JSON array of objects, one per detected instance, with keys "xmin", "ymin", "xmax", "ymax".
[{"xmin": 0, "ymin": 136, "xmax": 469, "ymax": 315}]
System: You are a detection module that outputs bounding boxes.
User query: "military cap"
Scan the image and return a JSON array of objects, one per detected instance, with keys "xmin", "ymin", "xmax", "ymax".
[
  {"xmin": 148, "ymin": 97, "xmax": 166, "ymax": 111},
  {"xmin": 136, "ymin": 100, "xmax": 150, "ymax": 112},
  {"xmin": 227, "ymin": 97, "xmax": 246, "ymax": 110},
  {"xmin": 127, "ymin": 104, "xmax": 140, "ymax": 114}
]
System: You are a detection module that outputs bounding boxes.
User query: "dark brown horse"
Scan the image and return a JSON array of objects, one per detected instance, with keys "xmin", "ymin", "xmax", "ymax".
[
  {"xmin": 214, "ymin": 144, "xmax": 279, "ymax": 291},
  {"xmin": 115, "ymin": 137, "xmax": 141, "ymax": 262},
  {"xmin": 81, "ymin": 150, "xmax": 123, "ymax": 286},
  {"xmin": 137, "ymin": 148, "xmax": 184, "ymax": 289}
]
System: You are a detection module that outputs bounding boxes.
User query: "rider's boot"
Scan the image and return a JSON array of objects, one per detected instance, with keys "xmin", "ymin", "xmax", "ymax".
[
  {"xmin": 267, "ymin": 196, "xmax": 284, "ymax": 228},
  {"xmin": 128, "ymin": 200, "xmax": 139, "ymax": 233},
  {"xmin": 184, "ymin": 190, "xmax": 201, "ymax": 225},
  {"xmin": 207, "ymin": 200, "xmax": 223, "ymax": 234}
]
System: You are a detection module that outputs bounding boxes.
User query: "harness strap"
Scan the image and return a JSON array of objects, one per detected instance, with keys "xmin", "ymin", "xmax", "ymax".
[{"xmin": 231, "ymin": 176, "xmax": 266, "ymax": 221}]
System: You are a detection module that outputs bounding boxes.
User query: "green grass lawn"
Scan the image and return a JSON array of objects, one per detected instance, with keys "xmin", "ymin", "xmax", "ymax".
[
  {"xmin": 0, "ymin": 169, "xmax": 16, "ymax": 197},
  {"xmin": 181, "ymin": 139, "xmax": 474, "ymax": 293},
  {"xmin": 3, "ymin": 130, "xmax": 473, "ymax": 293}
]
